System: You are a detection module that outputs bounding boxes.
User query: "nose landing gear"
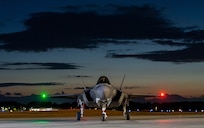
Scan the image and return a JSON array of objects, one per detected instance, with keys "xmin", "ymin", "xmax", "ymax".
[
  {"xmin": 123, "ymin": 99, "xmax": 130, "ymax": 120},
  {"xmin": 101, "ymin": 105, "xmax": 107, "ymax": 121}
]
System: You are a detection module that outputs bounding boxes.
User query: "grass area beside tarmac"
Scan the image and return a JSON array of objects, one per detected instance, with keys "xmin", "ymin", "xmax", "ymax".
[{"xmin": 0, "ymin": 109, "xmax": 203, "ymax": 118}]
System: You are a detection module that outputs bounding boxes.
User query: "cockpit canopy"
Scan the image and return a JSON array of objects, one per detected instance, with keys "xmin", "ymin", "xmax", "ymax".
[{"xmin": 96, "ymin": 76, "xmax": 111, "ymax": 84}]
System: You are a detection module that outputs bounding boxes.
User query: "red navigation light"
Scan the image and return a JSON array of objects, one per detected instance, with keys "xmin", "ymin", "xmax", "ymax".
[{"xmin": 160, "ymin": 92, "xmax": 165, "ymax": 97}]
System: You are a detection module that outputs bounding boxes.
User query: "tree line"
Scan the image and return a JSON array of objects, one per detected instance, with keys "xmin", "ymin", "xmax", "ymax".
[{"xmin": 0, "ymin": 101, "xmax": 204, "ymax": 112}]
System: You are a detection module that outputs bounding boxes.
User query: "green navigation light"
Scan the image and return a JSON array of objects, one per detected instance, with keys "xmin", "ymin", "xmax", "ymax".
[{"xmin": 41, "ymin": 92, "xmax": 47, "ymax": 99}]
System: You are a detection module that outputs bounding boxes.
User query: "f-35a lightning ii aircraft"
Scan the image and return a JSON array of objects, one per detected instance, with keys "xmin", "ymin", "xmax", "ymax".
[{"xmin": 51, "ymin": 76, "xmax": 164, "ymax": 121}]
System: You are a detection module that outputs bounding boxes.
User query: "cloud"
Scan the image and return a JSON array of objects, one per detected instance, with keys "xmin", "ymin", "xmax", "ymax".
[
  {"xmin": 66, "ymin": 75, "xmax": 92, "ymax": 78},
  {"xmin": 74, "ymin": 87, "xmax": 89, "ymax": 89},
  {"xmin": 0, "ymin": 82, "xmax": 64, "ymax": 87},
  {"xmin": 153, "ymin": 40, "xmax": 190, "ymax": 46},
  {"xmin": 0, "ymin": 62, "xmax": 81, "ymax": 70},
  {"xmin": 14, "ymin": 93, "xmax": 22, "ymax": 96},
  {"xmin": 0, "ymin": 4, "xmax": 182, "ymax": 52},
  {"xmin": 0, "ymin": 4, "xmax": 203, "ymax": 63},
  {"xmin": 122, "ymin": 86, "xmax": 146, "ymax": 89},
  {"xmin": 108, "ymin": 43, "xmax": 204, "ymax": 63},
  {"xmin": 5, "ymin": 92, "xmax": 11, "ymax": 96}
]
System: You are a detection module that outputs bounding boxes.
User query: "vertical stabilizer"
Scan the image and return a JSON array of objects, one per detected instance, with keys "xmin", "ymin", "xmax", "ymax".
[{"xmin": 119, "ymin": 74, "xmax": 125, "ymax": 90}]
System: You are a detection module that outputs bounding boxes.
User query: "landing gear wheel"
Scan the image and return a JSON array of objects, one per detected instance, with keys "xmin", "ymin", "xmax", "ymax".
[
  {"xmin": 102, "ymin": 114, "xmax": 106, "ymax": 121},
  {"xmin": 126, "ymin": 111, "xmax": 130, "ymax": 120},
  {"xmin": 76, "ymin": 112, "xmax": 81, "ymax": 121}
]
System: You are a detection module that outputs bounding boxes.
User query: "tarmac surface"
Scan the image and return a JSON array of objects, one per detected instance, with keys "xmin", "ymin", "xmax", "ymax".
[{"xmin": 0, "ymin": 115, "xmax": 204, "ymax": 128}]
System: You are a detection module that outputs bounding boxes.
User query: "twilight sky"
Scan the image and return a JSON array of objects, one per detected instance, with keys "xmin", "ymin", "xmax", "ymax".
[{"xmin": 0, "ymin": 0, "xmax": 204, "ymax": 98}]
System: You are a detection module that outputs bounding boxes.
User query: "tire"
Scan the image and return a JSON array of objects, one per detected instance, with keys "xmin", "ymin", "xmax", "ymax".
[
  {"xmin": 126, "ymin": 112, "xmax": 130, "ymax": 120},
  {"xmin": 76, "ymin": 112, "xmax": 81, "ymax": 121},
  {"xmin": 102, "ymin": 114, "xmax": 105, "ymax": 121}
]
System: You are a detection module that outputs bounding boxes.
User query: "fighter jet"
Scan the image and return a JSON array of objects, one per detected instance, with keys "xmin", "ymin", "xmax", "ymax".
[{"xmin": 51, "ymin": 76, "xmax": 163, "ymax": 121}]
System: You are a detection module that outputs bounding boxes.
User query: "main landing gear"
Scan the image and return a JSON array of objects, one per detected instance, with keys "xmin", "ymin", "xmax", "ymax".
[
  {"xmin": 123, "ymin": 99, "xmax": 130, "ymax": 120},
  {"xmin": 77, "ymin": 99, "xmax": 84, "ymax": 121}
]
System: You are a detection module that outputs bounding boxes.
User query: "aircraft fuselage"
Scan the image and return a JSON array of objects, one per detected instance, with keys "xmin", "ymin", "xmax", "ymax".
[{"xmin": 81, "ymin": 82, "xmax": 127, "ymax": 108}]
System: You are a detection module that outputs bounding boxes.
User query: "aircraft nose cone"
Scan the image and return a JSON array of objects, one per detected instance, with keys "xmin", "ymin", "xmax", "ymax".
[{"xmin": 92, "ymin": 84, "xmax": 115, "ymax": 100}]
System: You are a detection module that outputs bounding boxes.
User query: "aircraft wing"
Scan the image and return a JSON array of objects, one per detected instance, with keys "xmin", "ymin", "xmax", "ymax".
[
  {"xmin": 49, "ymin": 94, "xmax": 80, "ymax": 99},
  {"xmin": 127, "ymin": 93, "xmax": 158, "ymax": 99}
]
